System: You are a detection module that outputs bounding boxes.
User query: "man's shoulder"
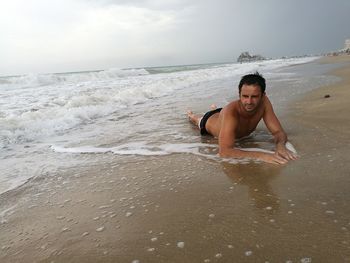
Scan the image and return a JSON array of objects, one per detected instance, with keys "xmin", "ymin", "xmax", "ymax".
[
  {"xmin": 222, "ymin": 100, "xmax": 240, "ymax": 116},
  {"xmin": 224, "ymin": 100, "xmax": 240, "ymax": 109},
  {"xmin": 262, "ymin": 95, "xmax": 273, "ymax": 110},
  {"xmin": 262, "ymin": 95, "xmax": 271, "ymax": 104}
]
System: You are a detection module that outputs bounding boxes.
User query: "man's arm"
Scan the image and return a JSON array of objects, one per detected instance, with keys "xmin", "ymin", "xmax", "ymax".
[
  {"xmin": 218, "ymin": 107, "xmax": 289, "ymax": 164},
  {"xmin": 263, "ymin": 97, "xmax": 297, "ymax": 161}
]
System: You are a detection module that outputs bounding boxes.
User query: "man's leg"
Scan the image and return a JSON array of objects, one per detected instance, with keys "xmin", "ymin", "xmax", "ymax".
[
  {"xmin": 187, "ymin": 110, "xmax": 202, "ymax": 127},
  {"xmin": 187, "ymin": 105, "xmax": 217, "ymax": 127}
]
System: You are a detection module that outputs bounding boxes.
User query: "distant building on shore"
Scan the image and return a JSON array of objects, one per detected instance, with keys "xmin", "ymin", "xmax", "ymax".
[
  {"xmin": 327, "ymin": 39, "xmax": 350, "ymax": 56},
  {"xmin": 344, "ymin": 39, "xmax": 350, "ymax": 50},
  {"xmin": 237, "ymin": 52, "xmax": 266, "ymax": 63}
]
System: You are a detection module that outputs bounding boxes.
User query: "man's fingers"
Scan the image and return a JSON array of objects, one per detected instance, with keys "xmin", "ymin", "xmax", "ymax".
[
  {"xmin": 272, "ymin": 154, "xmax": 288, "ymax": 164},
  {"xmin": 266, "ymin": 150, "xmax": 298, "ymax": 165},
  {"xmin": 282, "ymin": 153, "xmax": 293, "ymax": 160},
  {"xmin": 284, "ymin": 150, "xmax": 297, "ymax": 160},
  {"xmin": 262, "ymin": 153, "xmax": 290, "ymax": 165},
  {"xmin": 277, "ymin": 150, "xmax": 298, "ymax": 161},
  {"xmin": 289, "ymin": 154, "xmax": 298, "ymax": 160},
  {"xmin": 277, "ymin": 157, "xmax": 288, "ymax": 164}
]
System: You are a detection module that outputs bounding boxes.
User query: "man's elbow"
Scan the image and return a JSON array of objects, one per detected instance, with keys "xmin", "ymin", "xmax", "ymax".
[
  {"xmin": 219, "ymin": 151, "xmax": 228, "ymax": 158},
  {"xmin": 219, "ymin": 147, "xmax": 246, "ymax": 158}
]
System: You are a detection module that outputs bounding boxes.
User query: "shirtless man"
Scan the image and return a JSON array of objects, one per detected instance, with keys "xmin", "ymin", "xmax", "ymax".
[{"xmin": 187, "ymin": 72, "xmax": 297, "ymax": 164}]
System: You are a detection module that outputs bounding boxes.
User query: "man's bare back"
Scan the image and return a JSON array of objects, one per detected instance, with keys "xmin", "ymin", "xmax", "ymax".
[{"xmin": 187, "ymin": 72, "xmax": 298, "ymax": 164}]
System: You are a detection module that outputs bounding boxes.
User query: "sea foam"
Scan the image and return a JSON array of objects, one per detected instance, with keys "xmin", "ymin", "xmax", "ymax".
[
  {"xmin": 51, "ymin": 141, "xmax": 297, "ymax": 160},
  {"xmin": 0, "ymin": 57, "xmax": 318, "ymax": 149}
]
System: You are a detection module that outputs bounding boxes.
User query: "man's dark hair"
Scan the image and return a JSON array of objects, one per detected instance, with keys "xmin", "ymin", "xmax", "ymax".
[{"xmin": 238, "ymin": 72, "xmax": 266, "ymax": 94}]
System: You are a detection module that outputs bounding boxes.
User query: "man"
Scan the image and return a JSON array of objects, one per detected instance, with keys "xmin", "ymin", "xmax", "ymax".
[{"xmin": 187, "ymin": 72, "xmax": 297, "ymax": 164}]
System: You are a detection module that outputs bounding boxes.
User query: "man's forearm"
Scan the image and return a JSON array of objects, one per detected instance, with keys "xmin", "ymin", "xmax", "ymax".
[
  {"xmin": 219, "ymin": 147, "xmax": 288, "ymax": 164},
  {"xmin": 273, "ymin": 131, "xmax": 288, "ymax": 146},
  {"xmin": 219, "ymin": 147, "xmax": 268, "ymax": 160}
]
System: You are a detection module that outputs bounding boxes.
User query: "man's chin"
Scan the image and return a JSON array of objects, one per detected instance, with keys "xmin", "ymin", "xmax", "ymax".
[{"xmin": 244, "ymin": 106, "xmax": 256, "ymax": 112}]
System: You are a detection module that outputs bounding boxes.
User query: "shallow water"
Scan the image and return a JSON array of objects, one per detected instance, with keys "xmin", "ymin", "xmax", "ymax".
[
  {"xmin": 1, "ymin": 149, "xmax": 349, "ymax": 262},
  {"xmin": 0, "ymin": 57, "xmax": 340, "ymax": 195},
  {"xmin": 1, "ymin": 57, "xmax": 350, "ymax": 262}
]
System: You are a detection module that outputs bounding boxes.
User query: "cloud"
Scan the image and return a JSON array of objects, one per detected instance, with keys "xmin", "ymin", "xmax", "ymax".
[
  {"xmin": 0, "ymin": 0, "xmax": 349, "ymax": 75},
  {"xmin": 59, "ymin": 4, "xmax": 183, "ymax": 65},
  {"xmin": 90, "ymin": 0, "xmax": 192, "ymax": 10},
  {"xmin": 0, "ymin": 0, "xmax": 194, "ymax": 74}
]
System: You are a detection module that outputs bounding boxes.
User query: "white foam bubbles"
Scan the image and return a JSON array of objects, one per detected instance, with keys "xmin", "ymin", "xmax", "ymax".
[
  {"xmin": 2, "ymin": 68, "xmax": 150, "ymax": 87},
  {"xmin": 51, "ymin": 142, "xmax": 218, "ymax": 160},
  {"xmin": 55, "ymin": 142, "xmax": 200, "ymax": 156},
  {"xmin": 96, "ymin": 226, "xmax": 105, "ymax": 232},
  {"xmin": 300, "ymin": 258, "xmax": 312, "ymax": 263},
  {"xmin": 245, "ymin": 250, "xmax": 253, "ymax": 256},
  {"xmin": 51, "ymin": 141, "xmax": 297, "ymax": 162},
  {"xmin": 177, "ymin": 241, "xmax": 185, "ymax": 248}
]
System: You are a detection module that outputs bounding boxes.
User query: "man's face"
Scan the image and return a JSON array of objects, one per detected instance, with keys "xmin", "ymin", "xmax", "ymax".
[{"xmin": 239, "ymin": 84, "xmax": 264, "ymax": 112}]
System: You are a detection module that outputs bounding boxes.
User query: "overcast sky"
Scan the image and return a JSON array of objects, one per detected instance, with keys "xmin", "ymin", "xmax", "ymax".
[{"xmin": 1, "ymin": 0, "xmax": 349, "ymax": 75}]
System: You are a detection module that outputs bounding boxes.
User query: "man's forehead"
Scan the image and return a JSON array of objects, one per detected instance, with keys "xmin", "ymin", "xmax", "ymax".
[{"xmin": 240, "ymin": 84, "xmax": 262, "ymax": 93}]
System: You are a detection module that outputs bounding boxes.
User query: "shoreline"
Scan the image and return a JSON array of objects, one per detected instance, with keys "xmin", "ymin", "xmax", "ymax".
[
  {"xmin": 290, "ymin": 55, "xmax": 350, "ymax": 139},
  {"xmin": 1, "ymin": 56, "xmax": 350, "ymax": 262}
]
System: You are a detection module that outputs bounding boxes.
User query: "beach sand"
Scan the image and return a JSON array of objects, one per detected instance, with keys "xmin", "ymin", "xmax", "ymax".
[{"xmin": 1, "ymin": 56, "xmax": 350, "ymax": 262}]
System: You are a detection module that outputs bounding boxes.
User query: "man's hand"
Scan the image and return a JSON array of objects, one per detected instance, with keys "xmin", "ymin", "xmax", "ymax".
[
  {"xmin": 259, "ymin": 152, "xmax": 289, "ymax": 165},
  {"xmin": 276, "ymin": 143, "xmax": 298, "ymax": 161},
  {"xmin": 257, "ymin": 144, "xmax": 298, "ymax": 165}
]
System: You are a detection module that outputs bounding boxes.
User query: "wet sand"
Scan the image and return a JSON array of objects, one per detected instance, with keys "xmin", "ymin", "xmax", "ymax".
[{"xmin": 1, "ymin": 56, "xmax": 350, "ymax": 262}]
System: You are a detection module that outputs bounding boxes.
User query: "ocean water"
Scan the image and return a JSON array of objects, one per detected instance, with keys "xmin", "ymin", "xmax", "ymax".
[{"xmin": 0, "ymin": 57, "xmax": 339, "ymax": 194}]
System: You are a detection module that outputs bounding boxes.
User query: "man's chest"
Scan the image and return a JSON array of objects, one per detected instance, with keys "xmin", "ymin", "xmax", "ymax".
[{"xmin": 236, "ymin": 114, "xmax": 263, "ymax": 136}]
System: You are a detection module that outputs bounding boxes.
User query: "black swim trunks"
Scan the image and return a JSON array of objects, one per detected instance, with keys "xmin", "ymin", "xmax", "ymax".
[{"xmin": 199, "ymin": 108, "xmax": 222, "ymax": 135}]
